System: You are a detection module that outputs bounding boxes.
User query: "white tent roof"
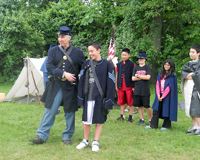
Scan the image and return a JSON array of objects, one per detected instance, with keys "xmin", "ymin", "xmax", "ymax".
[{"xmin": 4, "ymin": 57, "xmax": 46, "ymax": 100}]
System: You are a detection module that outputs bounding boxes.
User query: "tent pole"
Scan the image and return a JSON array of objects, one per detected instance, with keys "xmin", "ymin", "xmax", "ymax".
[{"xmin": 27, "ymin": 56, "xmax": 29, "ymax": 104}]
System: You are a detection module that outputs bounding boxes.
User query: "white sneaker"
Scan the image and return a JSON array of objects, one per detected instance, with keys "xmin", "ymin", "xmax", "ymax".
[
  {"xmin": 76, "ymin": 139, "xmax": 90, "ymax": 150},
  {"xmin": 91, "ymin": 141, "xmax": 99, "ymax": 152}
]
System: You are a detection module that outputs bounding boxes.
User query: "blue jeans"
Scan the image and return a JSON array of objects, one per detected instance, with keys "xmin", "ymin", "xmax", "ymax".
[{"xmin": 36, "ymin": 88, "xmax": 75, "ymax": 141}]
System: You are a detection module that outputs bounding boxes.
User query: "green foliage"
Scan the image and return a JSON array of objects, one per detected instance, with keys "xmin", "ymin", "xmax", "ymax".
[
  {"xmin": 0, "ymin": 0, "xmax": 200, "ymax": 83},
  {"xmin": 0, "ymin": 11, "xmax": 45, "ymax": 83},
  {"xmin": 114, "ymin": 0, "xmax": 200, "ymax": 81}
]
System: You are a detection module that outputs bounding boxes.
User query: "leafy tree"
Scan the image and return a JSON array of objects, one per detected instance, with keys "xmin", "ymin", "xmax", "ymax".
[
  {"xmin": 114, "ymin": 0, "xmax": 200, "ymax": 83},
  {"xmin": 0, "ymin": 10, "xmax": 45, "ymax": 82}
]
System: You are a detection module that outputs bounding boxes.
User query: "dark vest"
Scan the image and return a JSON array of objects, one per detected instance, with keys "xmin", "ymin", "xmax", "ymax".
[{"xmin": 117, "ymin": 59, "xmax": 135, "ymax": 89}]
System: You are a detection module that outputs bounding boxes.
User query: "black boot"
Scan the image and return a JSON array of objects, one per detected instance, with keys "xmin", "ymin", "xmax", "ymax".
[
  {"xmin": 29, "ymin": 136, "xmax": 45, "ymax": 144},
  {"xmin": 127, "ymin": 115, "xmax": 133, "ymax": 123}
]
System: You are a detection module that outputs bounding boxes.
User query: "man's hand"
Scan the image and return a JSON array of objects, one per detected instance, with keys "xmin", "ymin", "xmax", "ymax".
[{"xmin": 64, "ymin": 72, "xmax": 76, "ymax": 82}]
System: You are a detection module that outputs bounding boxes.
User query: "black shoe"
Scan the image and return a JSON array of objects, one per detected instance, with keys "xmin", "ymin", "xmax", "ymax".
[
  {"xmin": 116, "ymin": 114, "xmax": 125, "ymax": 121},
  {"xmin": 29, "ymin": 136, "xmax": 45, "ymax": 144},
  {"xmin": 63, "ymin": 140, "xmax": 72, "ymax": 145},
  {"xmin": 137, "ymin": 119, "xmax": 145, "ymax": 125},
  {"xmin": 127, "ymin": 115, "xmax": 133, "ymax": 123}
]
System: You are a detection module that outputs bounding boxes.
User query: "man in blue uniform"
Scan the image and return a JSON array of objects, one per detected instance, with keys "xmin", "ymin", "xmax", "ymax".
[{"xmin": 29, "ymin": 26, "xmax": 85, "ymax": 145}]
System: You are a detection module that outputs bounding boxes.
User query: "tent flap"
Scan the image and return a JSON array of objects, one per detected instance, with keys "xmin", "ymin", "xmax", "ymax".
[{"xmin": 4, "ymin": 57, "xmax": 45, "ymax": 101}]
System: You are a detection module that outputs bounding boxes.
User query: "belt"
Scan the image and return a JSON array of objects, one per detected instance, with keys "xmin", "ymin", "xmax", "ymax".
[{"xmin": 48, "ymin": 77, "xmax": 67, "ymax": 81}]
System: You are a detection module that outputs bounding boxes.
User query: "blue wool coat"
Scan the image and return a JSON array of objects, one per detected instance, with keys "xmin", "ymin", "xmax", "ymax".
[
  {"xmin": 152, "ymin": 72, "xmax": 178, "ymax": 122},
  {"xmin": 78, "ymin": 58, "xmax": 115, "ymax": 124},
  {"xmin": 41, "ymin": 45, "xmax": 85, "ymax": 113}
]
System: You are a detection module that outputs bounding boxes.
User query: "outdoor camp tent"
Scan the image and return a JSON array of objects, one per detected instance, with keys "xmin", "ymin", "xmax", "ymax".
[{"xmin": 4, "ymin": 57, "xmax": 46, "ymax": 101}]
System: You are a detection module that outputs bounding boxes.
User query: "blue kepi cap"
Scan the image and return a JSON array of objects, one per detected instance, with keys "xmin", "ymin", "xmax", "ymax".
[{"xmin": 57, "ymin": 26, "xmax": 71, "ymax": 36}]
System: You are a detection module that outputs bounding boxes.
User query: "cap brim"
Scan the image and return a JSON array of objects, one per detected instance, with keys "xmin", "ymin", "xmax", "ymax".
[{"xmin": 57, "ymin": 32, "xmax": 70, "ymax": 36}]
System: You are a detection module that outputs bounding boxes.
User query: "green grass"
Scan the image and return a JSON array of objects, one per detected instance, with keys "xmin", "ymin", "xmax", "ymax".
[{"xmin": 0, "ymin": 83, "xmax": 199, "ymax": 160}]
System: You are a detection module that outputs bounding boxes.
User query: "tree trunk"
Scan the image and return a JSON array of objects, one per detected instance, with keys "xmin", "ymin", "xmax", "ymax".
[{"xmin": 149, "ymin": 11, "xmax": 163, "ymax": 84}]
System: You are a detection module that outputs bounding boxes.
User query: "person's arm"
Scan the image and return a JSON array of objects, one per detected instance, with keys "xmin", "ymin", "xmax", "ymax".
[
  {"xmin": 134, "ymin": 74, "xmax": 151, "ymax": 80},
  {"xmin": 185, "ymin": 72, "xmax": 193, "ymax": 80},
  {"xmin": 132, "ymin": 67, "xmax": 137, "ymax": 81},
  {"xmin": 161, "ymin": 86, "xmax": 170, "ymax": 99},
  {"xmin": 156, "ymin": 80, "xmax": 160, "ymax": 97},
  {"xmin": 115, "ymin": 71, "xmax": 118, "ymax": 92}
]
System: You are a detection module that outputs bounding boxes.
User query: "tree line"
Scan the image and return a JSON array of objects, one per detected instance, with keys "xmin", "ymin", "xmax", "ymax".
[{"xmin": 0, "ymin": 0, "xmax": 200, "ymax": 84}]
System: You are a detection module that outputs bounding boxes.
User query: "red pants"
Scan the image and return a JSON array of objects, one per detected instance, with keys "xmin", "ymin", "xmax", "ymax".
[{"xmin": 117, "ymin": 89, "xmax": 133, "ymax": 106}]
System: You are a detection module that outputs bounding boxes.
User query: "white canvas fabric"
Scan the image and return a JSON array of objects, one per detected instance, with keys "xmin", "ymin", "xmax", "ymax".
[{"xmin": 4, "ymin": 57, "xmax": 46, "ymax": 101}]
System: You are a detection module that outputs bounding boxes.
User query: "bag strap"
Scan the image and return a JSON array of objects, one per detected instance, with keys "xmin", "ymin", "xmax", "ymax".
[
  {"xmin": 90, "ymin": 59, "xmax": 104, "ymax": 100},
  {"xmin": 58, "ymin": 45, "xmax": 77, "ymax": 75}
]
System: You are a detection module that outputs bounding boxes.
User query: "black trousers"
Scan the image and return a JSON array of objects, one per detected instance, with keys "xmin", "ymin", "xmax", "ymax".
[{"xmin": 150, "ymin": 100, "xmax": 171, "ymax": 129}]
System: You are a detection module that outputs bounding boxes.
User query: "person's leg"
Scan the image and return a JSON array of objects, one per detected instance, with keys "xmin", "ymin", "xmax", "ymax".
[
  {"xmin": 120, "ymin": 105, "xmax": 126, "ymax": 115},
  {"xmin": 138, "ymin": 107, "xmax": 144, "ymax": 120},
  {"xmin": 91, "ymin": 124, "xmax": 102, "ymax": 152},
  {"xmin": 126, "ymin": 89, "xmax": 134, "ymax": 116},
  {"xmin": 149, "ymin": 110, "xmax": 160, "ymax": 128},
  {"xmin": 116, "ymin": 90, "xmax": 126, "ymax": 120},
  {"xmin": 146, "ymin": 108, "xmax": 152, "ymax": 120},
  {"xmin": 162, "ymin": 117, "xmax": 171, "ymax": 129},
  {"xmin": 193, "ymin": 117, "xmax": 200, "ymax": 135},
  {"xmin": 192, "ymin": 117, "xmax": 199, "ymax": 127},
  {"xmin": 143, "ymin": 96, "xmax": 152, "ymax": 120},
  {"xmin": 62, "ymin": 112, "xmax": 75, "ymax": 141},
  {"xmin": 129, "ymin": 106, "xmax": 134, "ymax": 116},
  {"xmin": 186, "ymin": 116, "xmax": 198, "ymax": 134},
  {"xmin": 76, "ymin": 123, "xmax": 90, "ymax": 149},
  {"xmin": 94, "ymin": 124, "xmax": 102, "ymax": 141},
  {"xmin": 36, "ymin": 88, "xmax": 62, "ymax": 141},
  {"xmin": 84, "ymin": 124, "xmax": 91, "ymax": 140}
]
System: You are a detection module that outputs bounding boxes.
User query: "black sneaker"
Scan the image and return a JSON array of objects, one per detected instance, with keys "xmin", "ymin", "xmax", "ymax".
[
  {"xmin": 127, "ymin": 115, "xmax": 133, "ymax": 123},
  {"xmin": 116, "ymin": 114, "xmax": 125, "ymax": 121},
  {"xmin": 137, "ymin": 119, "xmax": 145, "ymax": 125},
  {"xmin": 186, "ymin": 126, "xmax": 197, "ymax": 134}
]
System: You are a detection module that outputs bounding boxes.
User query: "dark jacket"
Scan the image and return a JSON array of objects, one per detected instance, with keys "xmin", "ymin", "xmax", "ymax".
[
  {"xmin": 41, "ymin": 45, "xmax": 85, "ymax": 113},
  {"xmin": 78, "ymin": 58, "xmax": 115, "ymax": 124},
  {"xmin": 116, "ymin": 59, "xmax": 135, "ymax": 89}
]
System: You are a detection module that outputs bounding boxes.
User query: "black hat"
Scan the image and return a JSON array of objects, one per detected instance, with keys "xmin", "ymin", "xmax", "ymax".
[
  {"xmin": 137, "ymin": 51, "xmax": 147, "ymax": 60},
  {"xmin": 57, "ymin": 26, "xmax": 71, "ymax": 36}
]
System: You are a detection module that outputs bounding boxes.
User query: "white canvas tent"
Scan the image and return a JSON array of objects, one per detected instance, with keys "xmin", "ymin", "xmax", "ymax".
[{"xmin": 4, "ymin": 57, "xmax": 46, "ymax": 101}]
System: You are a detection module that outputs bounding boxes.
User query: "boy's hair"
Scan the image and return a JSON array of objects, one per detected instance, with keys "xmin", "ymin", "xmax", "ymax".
[
  {"xmin": 122, "ymin": 48, "xmax": 130, "ymax": 54},
  {"xmin": 88, "ymin": 41, "xmax": 101, "ymax": 50},
  {"xmin": 190, "ymin": 44, "xmax": 200, "ymax": 53},
  {"xmin": 161, "ymin": 59, "xmax": 175, "ymax": 79}
]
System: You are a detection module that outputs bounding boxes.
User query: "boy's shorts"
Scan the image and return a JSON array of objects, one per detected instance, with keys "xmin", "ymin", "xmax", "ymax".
[
  {"xmin": 83, "ymin": 101, "xmax": 95, "ymax": 125},
  {"xmin": 132, "ymin": 95, "xmax": 150, "ymax": 108},
  {"xmin": 118, "ymin": 89, "xmax": 133, "ymax": 106}
]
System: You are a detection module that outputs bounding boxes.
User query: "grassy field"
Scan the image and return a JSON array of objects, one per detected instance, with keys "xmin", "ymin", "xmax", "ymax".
[{"xmin": 0, "ymin": 83, "xmax": 199, "ymax": 160}]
